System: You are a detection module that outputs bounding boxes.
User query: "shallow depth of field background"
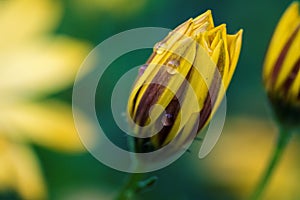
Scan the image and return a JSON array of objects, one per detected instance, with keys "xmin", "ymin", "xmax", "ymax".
[{"xmin": 1, "ymin": 0, "xmax": 299, "ymax": 200}]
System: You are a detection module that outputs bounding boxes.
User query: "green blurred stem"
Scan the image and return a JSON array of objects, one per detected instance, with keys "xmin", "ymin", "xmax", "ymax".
[
  {"xmin": 250, "ymin": 127, "xmax": 292, "ymax": 200},
  {"xmin": 115, "ymin": 173, "xmax": 143, "ymax": 200}
]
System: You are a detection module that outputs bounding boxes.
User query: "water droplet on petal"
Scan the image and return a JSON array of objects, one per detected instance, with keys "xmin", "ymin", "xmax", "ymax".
[
  {"xmin": 154, "ymin": 42, "xmax": 167, "ymax": 54},
  {"xmin": 167, "ymin": 59, "xmax": 180, "ymax": 67},
  {"xmin": 139, "ymin": 64, "xmax": 148, "ymax": 76},
  {"xmin": 162, "ymin": 113, "xmax": 174, "ymax": 126},
  {"xmin": 166, "ymin": 59, "xmax": 180, "ymax": 75},
  {"xmin": 166, "ymin": 68, "xmax": 178, "ymax": 75}
]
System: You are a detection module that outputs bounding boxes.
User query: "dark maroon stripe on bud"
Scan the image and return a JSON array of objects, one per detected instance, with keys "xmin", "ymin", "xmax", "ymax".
[
  {"xmin": 133, "ymin": 88, "xmax": 181, "ymax": 153},
  {"xmin": 282, "ymin": 57, "xmax": 300, "ymax": 94},
  {"xmin": 153, "ymin": 104, "xmax": 180, "ymax": 149},
  {"xmin": 146, "ymin": 64, "xmax": 196, "ymax": 149},
  {"xmin": 154, "ymin": 77, "xmax": 189, "ymax": 147},
  {"xmin": 130, "ymin": 86, "xmax": 142, "ymax": 116},
  {"xmin": 271, "ymin": 24, "xmax": 300, "ymax": 86},
  {"xmin": 163, "ymin": 113, "xmax": 200, "ymax": 155},
  {"xmin": 197, "ymin": 69, "xmax": 222, "ymax": 131},
  {"xmin": 134, "ymin": 83, "xmax": 166, "ymax": 126},
  {"xmin": 133, "ymin": 60, "xmax": 182, "ymax": 126},
  {"xmin": 197, "ymin": 41, "xmax": 225, "ymax": 131},
  {"xmin": 133, "ymin": 65, "xmax": 194, "ymax": 152}
]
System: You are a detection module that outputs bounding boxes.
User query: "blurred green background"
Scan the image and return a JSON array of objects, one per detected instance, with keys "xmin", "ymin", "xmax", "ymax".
[{"xmin": 1, "ymin": 0, "xmax": 299, "ymax": 200}]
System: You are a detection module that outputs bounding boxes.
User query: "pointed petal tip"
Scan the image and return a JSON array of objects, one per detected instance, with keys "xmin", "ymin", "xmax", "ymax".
[
  {"xmin": 194, "ymin": 9, "xmax": 212, "ymax": 21},
  {"xmin": 290, "ymin": 1, "xmax": 299, "ymax": 11},
  {"xmin": 235, "ymin": 29, "xmax": 243, "ymax": 45},
  {"xmin": 206, "ymin": 10, "xmax": 212, "ymax": 15},
  {"xmin": 201, "ymin": 9, "xmax": 212, "ymax": 17},
  {"xmin": 237, "ymin": 29, "xmax": 243, "ymax": 37},
  {"xmin": 229, "ymin": 29, "xmax": 243, "ymax": 39},
  {"xmin": 218, "ymin": 24, "xmax": 227, "ymax": 28},
  {"xmin": 286, "ymin": 2, "xmax": 300, "ymax": 18}
]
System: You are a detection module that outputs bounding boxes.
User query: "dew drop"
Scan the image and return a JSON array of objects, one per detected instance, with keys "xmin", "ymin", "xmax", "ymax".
[
  {"xmin": 167, "ymin": 59, "xmax": 180, "ymax": 67},
  {"xmin": 161, "ymin": 113, "xmax": 174, "ymax": 126},
  {"xmin": 139, "ymin": 64, "xmax": 148, "ymax": 76},
  {"xmin": 166, "ymin": 68, "xmax": 178, "ymax": 75},
  {"xmin": 166, "ymin": 59, "xmax": 180, "ymax": 75},
  {"xmin": 154, "ymin": 42, "xmax": 167, "ymax": 54}
]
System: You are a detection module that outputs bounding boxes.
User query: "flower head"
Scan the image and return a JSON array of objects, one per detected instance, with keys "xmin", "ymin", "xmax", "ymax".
[
  {"xmin": 128, "ymin": 10, "xmax": 242, "ymax": 152},
  {"xmin": 263, "ymin": 2, "xmax": 300, "ymax": 129}
]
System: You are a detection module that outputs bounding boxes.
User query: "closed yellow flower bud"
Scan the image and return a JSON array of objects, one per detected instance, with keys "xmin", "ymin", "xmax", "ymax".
[
  {"xmin": 128, "ymin": 10, "xmax": 243, "ymax": 152},
  {"xmin": 263, "ymin": 2, "xmax": 300, "ymax": 129}
]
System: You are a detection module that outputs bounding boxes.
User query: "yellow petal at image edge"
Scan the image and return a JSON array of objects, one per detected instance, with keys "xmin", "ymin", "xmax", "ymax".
[
  {"xmin": 4, "ymin": 100, "xmax": 96, "ymax": 153},
  {"xmin": 0, "ymin": 36, "xmax": 91, "ymax": 97},
  {"xmin": 0, "ymin": 0, "xmax": 61, "ymax": 47},
  {"xmin": 274, "ymin": 24, "xmax": 300, "ymax": 90},
  {"xmin": 263, "ymin": 2, "xmax": 300, "ymax": 80},
  {"xmin": 0, "ymin": 139, "xmax": 46, "ymax": 200}
]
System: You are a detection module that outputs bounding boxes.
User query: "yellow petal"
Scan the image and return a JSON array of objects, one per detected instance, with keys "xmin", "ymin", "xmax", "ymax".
[
  {"xmin": 4, "ymin": 100, "xmax": 95, "ymax": 152},
  {"xmin": 0, "ymin": 0, "xmax": 61, "ymax": 47},
  {"xmin": 204, "ymin": 30, "xmax": 242, "ymax": 128},
  {"xmin": 0, "ymin": 36, "xmax": 91, "ymax": 97},
  {"xmin": 193, "ymin": 40, "xmax": 218, "ymax": 107},
  {"xmin": 0, "ymin": 136, "xmax": 46, "ymax": 200},
  {"xmin": 207, "ymin": 25, "xmax": 230, "ymax": 83},
  {"xmin": 154, "ymin": 39, "xmax": 197, "ymax": 116},
  {"xmin": 193, "ymin": 10, "xmax": 215, "ymax": 30},
  {"xmin": 225, "ymin": 30, "xmax": 243, "ymax": 88},
  {"xmin": 210, "ymin": 31, "xmax": 221, "ymax": 50},
  {"xmin": 127, "ymin": 28, "xmax": 191, "ymax": 115},
  {"xmin": 199, "ymin": 33, "xmax": 212, "ymax": 54},
  {"xmin": 263, "ymin": 2, "xmax": 300, "ymax": 80},
  {"xmin": 275, "ymin": 23, "xmax": 300, "ymax": 90},
  {"xmin": 211, "ymin": 39, "xmax": 223, "ymax": 66},
  {"xmin": 0, "ymin": 138, "xmax": 14, "ymax": 192},
  {"xmin": 131, "ymin": 37, "xmax": 196, "ymax": 119}
]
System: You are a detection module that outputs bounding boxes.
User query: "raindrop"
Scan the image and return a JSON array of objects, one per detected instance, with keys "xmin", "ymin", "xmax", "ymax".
[
  {"xmin": 139, "ymin": 64, "xmax": 148, "ymax": 76},
  {"xmin": 162, "ymin": 113, "xmax": 174, "ymax": 126},
  {"xmin": 166, "ymin": 59, "xmax": 180, "ymax": 75},
  {"xmin": 154, "ymin": 42, "xmax": 167, "ymax": 54},
  {"xmin": 166, "ymin": 68, "xmax": 178, "ymax": 75},
  {"xmin": 167, "ymin": 59, "xmax": 180, "ymax": 67}
]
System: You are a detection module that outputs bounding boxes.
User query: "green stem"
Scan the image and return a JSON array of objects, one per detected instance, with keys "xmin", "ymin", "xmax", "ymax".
[
  {"xmin": 249, "ymin": 127, "xmax": 292, "ymax": 200},
  {"xmin": 115, "ymin": 173, "xmax": 143, "ymax": 200}
]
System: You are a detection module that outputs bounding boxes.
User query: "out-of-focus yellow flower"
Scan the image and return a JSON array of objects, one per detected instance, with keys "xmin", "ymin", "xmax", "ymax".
[
  {"xmin": 0, "ymin": 0, "xmax": 94, "ymax": 199},
  {"xmin": 263, "ymin": 2, "xmax": 300, "ymax": 128},
  {"xmin": 128, "ymin": 10, "xmax": 243, "ymax": 152},
  {"xmin": 191, "ymin": 117, "xmax": 300, "ymax": 200}
]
